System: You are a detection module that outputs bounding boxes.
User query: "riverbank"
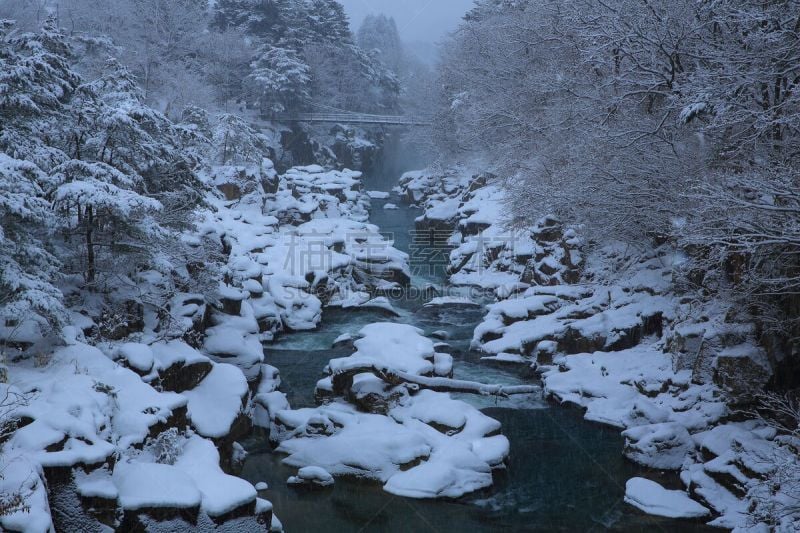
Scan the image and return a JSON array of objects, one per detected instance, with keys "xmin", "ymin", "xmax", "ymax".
[
  {"xmin": 238, "ymin": 177, "xmax": 719, "ymax": 531},
  {"xmin": 390, "ymin": 166, "xmax": 797, "ymax": 530}
]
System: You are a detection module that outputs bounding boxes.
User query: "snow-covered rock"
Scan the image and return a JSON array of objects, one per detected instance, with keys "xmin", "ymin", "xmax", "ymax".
[
  {"xmin": 287, "ymin": 466, "xmax": 334, "ymax": 488},
  {"xmin": 624, "ymin": 477, "xmax": 709, "ymax": 519},
  {"xmin": 113, "ymin": 462, "xmax": 202, "ymax": 511},
  {"xmin": 183, "ymin": 363, "xmax": 248, "ymax": 439}
]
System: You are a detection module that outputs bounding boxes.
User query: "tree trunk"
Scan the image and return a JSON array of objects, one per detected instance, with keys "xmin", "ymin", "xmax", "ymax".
[
  {"xmin": 331, "ymin": 364, "xmax": 539, "ymax": 398},
  {"xmin": 86, "ymin": 205, "xmax": 95, "ymax": 284}
]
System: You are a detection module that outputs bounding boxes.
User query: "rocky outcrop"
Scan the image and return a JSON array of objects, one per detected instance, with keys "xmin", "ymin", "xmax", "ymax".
[{"xmin": 397, "ymin": 169, "xmax": 583, "ymax": 292}]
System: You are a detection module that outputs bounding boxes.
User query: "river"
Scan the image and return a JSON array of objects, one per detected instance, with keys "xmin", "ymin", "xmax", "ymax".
[{"xmin": 239, "ymin": 163, "xmax": 715, "ymax": 532}]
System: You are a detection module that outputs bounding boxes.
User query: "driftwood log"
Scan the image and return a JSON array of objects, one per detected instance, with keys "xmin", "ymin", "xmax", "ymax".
[{"xmin": 330, "ymin": 363, "xmax": 538, "ymax": 398}]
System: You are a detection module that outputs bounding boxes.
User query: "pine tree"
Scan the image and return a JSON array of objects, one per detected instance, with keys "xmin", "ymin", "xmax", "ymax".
[
  {"xmin": 0, "ymin": 154, "xmax": 64, "ymax": 330},
  {"xmin": 357, "ymin": 14, "xmax": 403, "ymax": 73},
  {"xmin": 213, "ymin": 0, "xmax": 281, "ymax": 35},
  {"xmin": 212, "ymin": 113, "xmax": 272, "ymax": 165},
  {"xmin": 51, "ymin": 159, "xmax": 163, "ymax": 284},
  {"xmin": 0, "ymin": 17, "xmax": 78, "ymax": 169},
  {"xmin": 246, "ymin": 45, "xmax": 311, "ymax": 113},
  {"xmin": 0, "ymin": 18, "xmax": 79, "ymax": 332}
]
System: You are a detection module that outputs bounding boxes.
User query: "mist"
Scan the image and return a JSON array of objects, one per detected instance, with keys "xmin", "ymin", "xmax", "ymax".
[{"xmin": 337, "ymin": 0, "xmax": 474, "ymax": 62}]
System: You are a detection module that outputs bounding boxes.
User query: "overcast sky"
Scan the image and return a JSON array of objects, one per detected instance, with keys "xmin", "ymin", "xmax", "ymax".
[{"xmin": 337, "ymin": 0, "xmax": 474, "ymax": 44}]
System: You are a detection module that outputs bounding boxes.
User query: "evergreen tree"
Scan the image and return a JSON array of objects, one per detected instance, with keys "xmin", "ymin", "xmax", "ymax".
[
  {"xmin": 0, "ymin": 154, "xmax": 64, "ymax": 329},
  {"xmin": 246, "ymin": 45, "xmax": 311, "ymax": 113},
  {"xmin": 0, "ymin": 18, "xmax": 79, "ymax": 331},
  {"xmin": 0, "ymin": 17, "xmax": 78, "ymax": 169},
  {"xmin": 357, "ymin": 14, "xmax": 403, "ymax": 73},
  {"xmin": 51, "ymin": 159, "xmax": 162, "ymax": 284}
]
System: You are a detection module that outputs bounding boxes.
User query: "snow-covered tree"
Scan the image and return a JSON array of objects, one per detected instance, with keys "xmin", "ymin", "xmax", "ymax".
[
  {"xmin": 212, "ymin": 114, "xmax": 272, "ymax": 165},
  {"xmin": 51, "ymin": 160, "xmax": 162, "ymax": 284},
  {"xmin": 0, "ymin": 17, "xmax": 78, "ymax": 168},
  {"xmin": 357, "ymin": 14, "xmax": 403, "ymax": 73},
  {"xmin": 0, "ymin": 18, "xmax": 78, "ymax": 331},
  {"xmin": 213, "ymin": 0, "xmax": 398, "ymax": 114},
  {"xmin": 245, "ymin": 45, "xmax": 311, "ymax": 114},
  {"xmin": 0, "ymin": 154, "xmax": 63, "ymax": 329},
  {"xmin": 60, "ymin": 0, "xmax": 213, "ymax": 114}
]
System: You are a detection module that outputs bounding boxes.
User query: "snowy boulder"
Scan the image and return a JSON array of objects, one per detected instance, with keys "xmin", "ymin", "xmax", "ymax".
[
  {"xmin": 184, "ymin": 363, "xmax": 249, "ymax": 439},
  {"xmin": 151, "ymin": 341, "xmax": 213, "ymax": 393},
  {"xmin": 433, "ymin": 352, "xmax": 454, "ymax": 377},
  {"xmin": 713, "ymin": 344, "xmax": 771, "ymax": 403},
  {"xmin": 624, "ymin": 477, "xmax": 709, "ymax": 519},
  {"xmin": 174, "ymin": 436, "xmax": 258, "ymax": 518},
  {"xmin": 278, "ymin": 406, "xmax": 432, "ymax": 480},
  {"xmin": 203, "ymin": 322, "xmax": 264, "ymax": 380},
  {"xmin": 431, "ymin": 330, "xmax": 450, "ymax": 340},
  {"xmin": 383, "ymin": 444, "xmax": 493, "ymax": 499},
  {"xmin": 332, "ymin": 333, "xmax": 354, "ymax": 349},
  {"xmin": 330, "ymin": 323, "xmax": 437, "ymax": 378},
  {"xmin": 113, "ymin": 462, "xmax": 201, "ymax": 511},
  {"xmin": 287, "ymin": 466, "xmax": 334, "ymax": 489},
  {"xmin": 114, "ymin": 342, "xmax": 155, "ymax": 374},
  {"xmin": 243, "ymin": 278, "xmax": 264, "ymax": 297},
  {"xmin": 622, "ymin": 423, "xmax": 693, "ymax": 470},
  {"xmin": 218, "ymin": 283, "xmax": 247, "ymax": 315},
  {"xmin": 253, "ymin": 391, "xmax": 290, "ymax": 431}
]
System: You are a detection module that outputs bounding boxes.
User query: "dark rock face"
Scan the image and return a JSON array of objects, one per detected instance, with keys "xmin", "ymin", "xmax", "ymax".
[
  {"xmin": 533, "ymin": 216, "xmax": 563, "ymax": 243},
  {"xmin": 217, "ymin": 182, "xmax": 242, "ymax": 201},
  {"xmin": 213, "ymin": 165, "xmax": 275, "ymax": 202},
  {"xmin": 278, "ymin": 125, "xmax": 317, "ymax": 172},
  {"xmin": 276, "ymin": 124, "xmax": 384, "ymax": 174},
  {"xmin": 46, "ymin": 466, "xmax": 117, "ymax": 533},
  {"xmin": 714, "ymin": 353, "xmax": 771, "ymax": 403},
  {"xmin": 159, "ymin": 360, "xmax": 214, "ymax": 393},
  {"xmin": 329, "ymin": 125, "xmax": 383, "ymax": 173}
]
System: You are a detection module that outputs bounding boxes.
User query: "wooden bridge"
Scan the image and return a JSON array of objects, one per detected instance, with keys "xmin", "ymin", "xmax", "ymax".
[{"xmin": 266, "ymin": 112, "xmax": 432, "ymax": 127}]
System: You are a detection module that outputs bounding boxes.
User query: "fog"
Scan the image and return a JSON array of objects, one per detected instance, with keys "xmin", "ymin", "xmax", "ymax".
[{"xmin": 337, "ymin": 0, "xmax": 474, "ymax": 62}]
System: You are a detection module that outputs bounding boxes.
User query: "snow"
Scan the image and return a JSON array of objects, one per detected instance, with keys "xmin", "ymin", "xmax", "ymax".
[
  {"xmin": 287, "ymin": 466, "xmax": 334, "ymax": 487},
  {"xmin": 113, "ymin": 461, "xmax": 202, "ymax": 510},
  {"xmin": 255, "ymin": 481, "xmax": 269, "ymax": 491},
  {"xmin": 367, "ymin": 190, "xmax": 390, "ymax": 199},
  {"xmin": 174, "ymin": 435, "xmax": 258, "ymax": 517},
  {"xmin": 114, "ymin": 342, "xmax": 155, "ymax": 373},
  {"xmin": 424, "ymin": 296, "xmax": 481, "ymax": 308},
  {"xmin": 183, "ymin": 362, "xmax": 248, "ymax": 438},
  {"xmin": 0, "ymin": 454, "xmax": 53, "ymax": 533},
  {"xmin": 329, "ymin": 323, "xmax": 436, "ymax": 376},
  {"xmin": 74, "ymin": 467, "xmax": 118, "ymax": 499},
  {"xmin": 624, "ymin": 477, "xmax": 710, "ymax": 519}
]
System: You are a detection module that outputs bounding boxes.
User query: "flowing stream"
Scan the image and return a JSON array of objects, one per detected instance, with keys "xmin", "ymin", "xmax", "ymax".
[{"xmin": 240, "ymin": 165, "xmax": 715, "ymax": 532}]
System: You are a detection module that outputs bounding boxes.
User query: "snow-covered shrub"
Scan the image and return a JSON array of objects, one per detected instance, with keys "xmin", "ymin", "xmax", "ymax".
[
  {"xmin": 145, "ymin": 428, "xmax": 186, "ymax": 466},
  {"xmin": 745, "ymin": 393, "xmax": 800, "ymax": 528}
]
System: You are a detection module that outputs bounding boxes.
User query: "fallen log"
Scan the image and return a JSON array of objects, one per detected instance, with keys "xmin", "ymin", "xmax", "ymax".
[{"xmin": 330, "ymin": 361, "xmax": 538, "ymax": 398}]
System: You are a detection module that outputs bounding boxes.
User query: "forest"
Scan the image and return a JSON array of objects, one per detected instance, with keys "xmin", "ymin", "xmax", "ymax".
[{"xmin": 0, "ymin": 0, "xmax": 798, "ymax": 531}]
